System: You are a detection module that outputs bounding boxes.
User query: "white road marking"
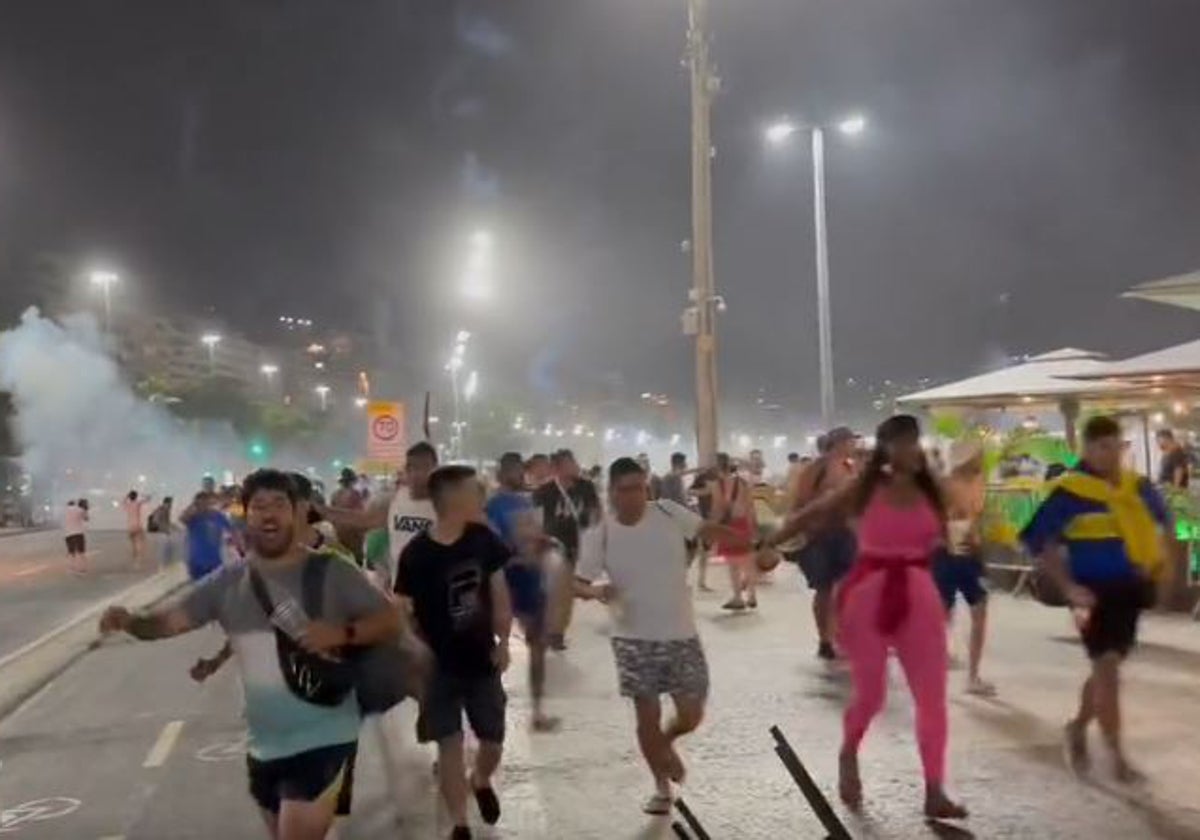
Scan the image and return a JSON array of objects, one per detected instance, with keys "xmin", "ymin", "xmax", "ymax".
[
  {"xmin": 196, "ymin": 735, "xmax": 247, "ymax": 763},
  {"xmin": 142, "ymin": 720, "xmax": 185, "ymax": 768},
  {"xmin": 0, "ymin": 797, "xmax": 81, "ymax": 831},
  {"xmin": 14, "ymin": 564, "xmax": 50, "ymax": 578}
]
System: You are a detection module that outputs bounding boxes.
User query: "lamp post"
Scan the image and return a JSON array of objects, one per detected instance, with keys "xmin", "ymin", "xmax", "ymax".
[
  {"xmin": 446, "ymin": 331, "xmax": 470, "ymax": 459},
  {"xmin": 259, "ymin": 363, "xmax": 279, "ymax": 391},
  {"xmin": 89, "ymin": 270, "xmax": 119, "ymax": 332},
  {"xmin": 314, "ymin": 384, "xmax": 330, "ymax": 412},
  {"xmin": 765, "ymin": 113, "xmax": 866, "ymax": 428},
  {"xmin": 200, "ymin": 333, "xmax": 222, "ymax": 376}
]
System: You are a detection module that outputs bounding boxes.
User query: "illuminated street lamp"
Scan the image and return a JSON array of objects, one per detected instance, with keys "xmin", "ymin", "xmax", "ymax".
[
  {"xmin": 764, "ymin": 112, "xmax": 867, "ymax": 427},
  {"xmin": 354, "ymin": 396, "xmax": 368, "ymax": 409},
  {"xmin": 200, "ymin": 333, "xmax": 222, "ymax": 375},
  {"xmin": 89, "ymin": 270, "xmax": 120, "ymax": 331},
  {"xmin": 445, "ymin": 331, "xmax": 472, "ymax": 458},
  {"xmin": 314, "ymin": 384, "xmax": 331, "ymax": 411},
  {"xmin": 462, "ymin": 230, "xmax": 494, "ymax": 301},
  {"xmin": 259, "ymin": 363, "xmax": 279, "ymax": 388}
]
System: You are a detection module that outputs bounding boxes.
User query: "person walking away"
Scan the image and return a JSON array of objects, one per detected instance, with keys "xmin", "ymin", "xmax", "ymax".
[
  {"xmin": 709, "ymin": 453, "xmax": 759, "ymax": 611},
  {"xmin": 934, "ymin": 441, "xmax": 995, "ymax": 696},
  {"xmin": 533, "ymin": 449, "xmax": 601, "ymax": 650},
  {"xmin": 765, "ymin": 415, "xmax": 967, "ymax": 819},
  {"xmin": 395, "ymin": 465, "xmax": 513, "ymax": 840},
  {"xmin": 123, "ymin": 490, "xmax": 152, "ymax": 568},
  {"xmin": 689, "ymin": 467, "xmax": 718, "ymax": 592},
  {"xmin": 64, "ymin": 499, "xmax": 88, "ymax": 575},
  {"xmin": 485, "ymin": 452, "xmax": 560, "ymax": 732},
  {"xmin": 181, "ymin": 492, "xmax": 232, "ymax": 582},
  {"xmin": 99, "ymin": 469, "xmax": 401, "ymax": 840},
  {"xmin": 789, "ymin": 427, "xmax": 859, "ymax": 660},
  {"xmin": 575, "ymin": 457, "xmax": 755, "ymax": 815},
  {"xmin": 1155, "ymin": 428, "xmax": 1190, "ymax": 489},
  {"xmin": 1021, "ymin": 415, "xmax": 1169, "ymax": 783}
]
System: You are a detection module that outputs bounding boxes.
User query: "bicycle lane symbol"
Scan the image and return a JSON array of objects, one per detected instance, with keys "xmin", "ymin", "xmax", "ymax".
[
  {"xmin": 0, "ymin": 798, "xmax": 82, "ymax": 833},
  {"xmin": 196, "ymin": 735, "xmax": 247, "ymax": 763}
]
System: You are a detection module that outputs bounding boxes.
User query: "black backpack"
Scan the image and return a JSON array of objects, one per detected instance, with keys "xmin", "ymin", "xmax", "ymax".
[{"xmin": 249, "ymin": 554, "xmax": 421, "ymax": 714}]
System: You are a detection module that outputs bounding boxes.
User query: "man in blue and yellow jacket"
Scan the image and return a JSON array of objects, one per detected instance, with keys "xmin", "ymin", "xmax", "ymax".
[{"xmin": 1021, "ymin": 415, "xmax": 1169, "ymax": 784}]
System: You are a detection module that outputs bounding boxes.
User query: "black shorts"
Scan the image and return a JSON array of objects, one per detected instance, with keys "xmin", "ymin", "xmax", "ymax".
[
  {"xmin": 1080, "ymin": 578, "xmax": 1156, "ymax": 660},
  {"xmin": 246, "ymin": 742, "xmax": 357, "ymax": 816},
  {"xmin": 797, "ymin": 529, "xmax": 856, "ymax": 590},
  {"xmin": 417, "ymin": 668, "xmax": 506, "ymax": 745},
  {"xmin": 65, "ymin": 534, "xmax": 86, "ymax": 555}
]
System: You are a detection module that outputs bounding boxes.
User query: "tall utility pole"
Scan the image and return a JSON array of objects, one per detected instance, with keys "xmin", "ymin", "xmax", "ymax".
[
  {"xmin": 811, "ymin": 127, "xmax": 836, "ymax": 428},
  {"xmin": 686, "ymin": 0, "xmax": 719, "ymax": 467}
]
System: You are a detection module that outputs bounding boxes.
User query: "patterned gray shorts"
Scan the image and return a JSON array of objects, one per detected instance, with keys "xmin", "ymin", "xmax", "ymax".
[{"xmin": 611, "ymin": 636, "xmax": 709, "ymax": 699}]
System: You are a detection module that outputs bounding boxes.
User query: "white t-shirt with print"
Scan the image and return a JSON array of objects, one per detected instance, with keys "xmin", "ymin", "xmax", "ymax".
[
  {"xmin": 577, "ymin": 499, "xmax": 703, "ymax": 642},
  {"xmin": 386, "ymin": 490, "xmax": 435, "ymax": 581}
]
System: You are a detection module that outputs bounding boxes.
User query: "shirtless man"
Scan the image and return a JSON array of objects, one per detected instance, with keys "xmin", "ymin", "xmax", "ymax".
[
  {"xmin": 934, "ymin": 440, "xmax": 995, "ymax": 695},
  {"xmin": 788, "ymin": 427, "xmax": 859, "ymax": 659}
]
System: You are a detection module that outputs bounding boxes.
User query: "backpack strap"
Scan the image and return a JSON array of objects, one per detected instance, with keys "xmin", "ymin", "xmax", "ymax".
[
  {"xmin": 301, "ymin": 552, "xmax": 332, "ymax": 620},
  {"xmin": 248, "ymin": 566, "xmax": 276, "ymax": 620}
]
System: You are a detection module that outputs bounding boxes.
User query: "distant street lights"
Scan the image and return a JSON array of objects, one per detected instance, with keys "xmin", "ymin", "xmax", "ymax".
[
  {"xmin": 200, "ymin": 333, "xmax": 222, "ymax": 375},
  {"xmin": 259, "ymin": 363, "xmax": 279, "ymax": 389},
  {"xmin": 765, "ymin": 112, "xmax": 866, "ymax": 427},
  {"xmin": 89, "ymin": 270, "xmax": 119, "ymax": 332},
  {"xmin": 445, "ymin": 332, "xmax": 471, "ymax": 458},
  {"xmin": 314, "ymin": 384, "xmax": 331, "ymax": 412}
]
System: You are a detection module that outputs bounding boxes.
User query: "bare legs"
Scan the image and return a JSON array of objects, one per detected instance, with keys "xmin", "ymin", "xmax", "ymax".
[
  {"xmin": 633, "ymin": 694, "xmax": 705, "ymax": 805},
  {"xmin": 1068, "ymin": 652, "xmax": 1138, "ymax": 781}
]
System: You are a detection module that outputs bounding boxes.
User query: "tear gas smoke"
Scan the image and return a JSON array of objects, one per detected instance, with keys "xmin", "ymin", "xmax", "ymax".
[{"xmin": 0, "ymin": 309, "xmax": 245, "ymax": 511}]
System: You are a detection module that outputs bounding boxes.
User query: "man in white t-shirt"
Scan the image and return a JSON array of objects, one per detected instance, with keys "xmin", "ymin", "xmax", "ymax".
[
  {"xmin": 575, "ymin": 457, "xmax": 756, "ymax": 816},
  {"xmin": 320, "ymin": 441, "xmax": 439, "ymax": 796}
]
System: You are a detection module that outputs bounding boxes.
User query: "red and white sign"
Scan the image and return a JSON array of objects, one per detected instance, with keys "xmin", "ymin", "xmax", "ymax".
[{"xmin": 366, "ymin": 401, "xmax": 406, "ymax": 466}]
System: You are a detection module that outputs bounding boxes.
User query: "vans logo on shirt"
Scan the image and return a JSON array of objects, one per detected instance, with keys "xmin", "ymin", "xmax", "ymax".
[{"xmin": 393, "ymin": 515, "xmax": 433, "ymax": 534}]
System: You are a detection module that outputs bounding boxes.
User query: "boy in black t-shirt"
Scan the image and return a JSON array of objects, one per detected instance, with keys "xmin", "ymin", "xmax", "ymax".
[{"xmin": 395, "ymin": 465, "xmax": 513, "ymax": 840}]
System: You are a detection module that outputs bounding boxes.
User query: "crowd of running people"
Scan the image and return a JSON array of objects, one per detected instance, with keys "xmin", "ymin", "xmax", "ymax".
[{"xmin": 96, "ymin": 411, "xmax": 1172, "ymax": 839}]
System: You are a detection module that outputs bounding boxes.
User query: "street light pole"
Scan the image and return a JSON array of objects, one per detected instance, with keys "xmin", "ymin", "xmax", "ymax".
[
  {"xmin": 811, "ymin": 126, "xmax": 835, "ymax": 427},
  {"xmin": 200, "ymin": 333, "xmax": 222, "ymax": 376},
  {"xmin": 765, "ymin": 114, "xmax": 864, "ymax": 428},
  {"xmin": 89, "ymin": 271, "xmax": 119, "ymax": 333},
  {"xmin": 687, "ymin": 0, "xmax": 720, "ymax": 467}
]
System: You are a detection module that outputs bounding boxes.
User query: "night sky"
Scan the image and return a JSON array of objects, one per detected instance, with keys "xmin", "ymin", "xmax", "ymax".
[{"xmin": 2, "ymin": 0, "xmax": 1199, "ymax": 422}]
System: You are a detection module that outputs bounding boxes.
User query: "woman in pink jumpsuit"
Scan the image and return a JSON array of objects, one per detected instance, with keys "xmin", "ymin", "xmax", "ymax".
[{"xmin": 765, "ymin": 415, "xmax": 966, "ymax": 820}]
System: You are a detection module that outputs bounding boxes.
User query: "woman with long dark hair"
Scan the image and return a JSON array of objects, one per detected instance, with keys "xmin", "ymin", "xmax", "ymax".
[{"xmin": 764, "ymin": 415, "xmax": 966, "ymax": 820}]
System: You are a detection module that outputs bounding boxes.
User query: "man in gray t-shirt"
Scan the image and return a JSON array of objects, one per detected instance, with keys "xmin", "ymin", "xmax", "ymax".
[{"xmin": 100, "ymin": 469, "xmax": 400, "ymax": 840}]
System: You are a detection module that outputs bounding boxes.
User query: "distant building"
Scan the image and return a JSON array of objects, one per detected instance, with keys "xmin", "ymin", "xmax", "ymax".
[{"xmin": 116, "ymin": 311, "xmax": 272, "ymax": 393}]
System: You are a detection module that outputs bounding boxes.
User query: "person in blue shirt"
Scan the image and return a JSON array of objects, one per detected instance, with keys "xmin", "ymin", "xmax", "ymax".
[
  {"xmin": 485, "ymin": 452, "xmax": 559, "ymax": 732},
  {"xmin": 1021, "ymin": 415, "xmax": 1169, "ymax": 783},
  {"xmin": 181, "ymin": 491, "xmax": 233, "ymax": 581}
]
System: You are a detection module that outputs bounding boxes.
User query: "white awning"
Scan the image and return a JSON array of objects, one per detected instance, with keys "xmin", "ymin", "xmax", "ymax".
[
  {"xmin": 897, "ymin": 348, "xmax": 1125, "ymax": 408},
  {"xmin": 1123, "ymin": 270, "xmax": 1200, "ymax": 312},
  {"xmin": 1071, "ymin": 338, "xmax": 1200, "ymax": 381}
]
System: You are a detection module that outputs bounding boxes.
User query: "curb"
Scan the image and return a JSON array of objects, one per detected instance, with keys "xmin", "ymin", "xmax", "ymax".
[{"xmin": 0, "ymin": 564, "xmax": 188, "ymax": 721}]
